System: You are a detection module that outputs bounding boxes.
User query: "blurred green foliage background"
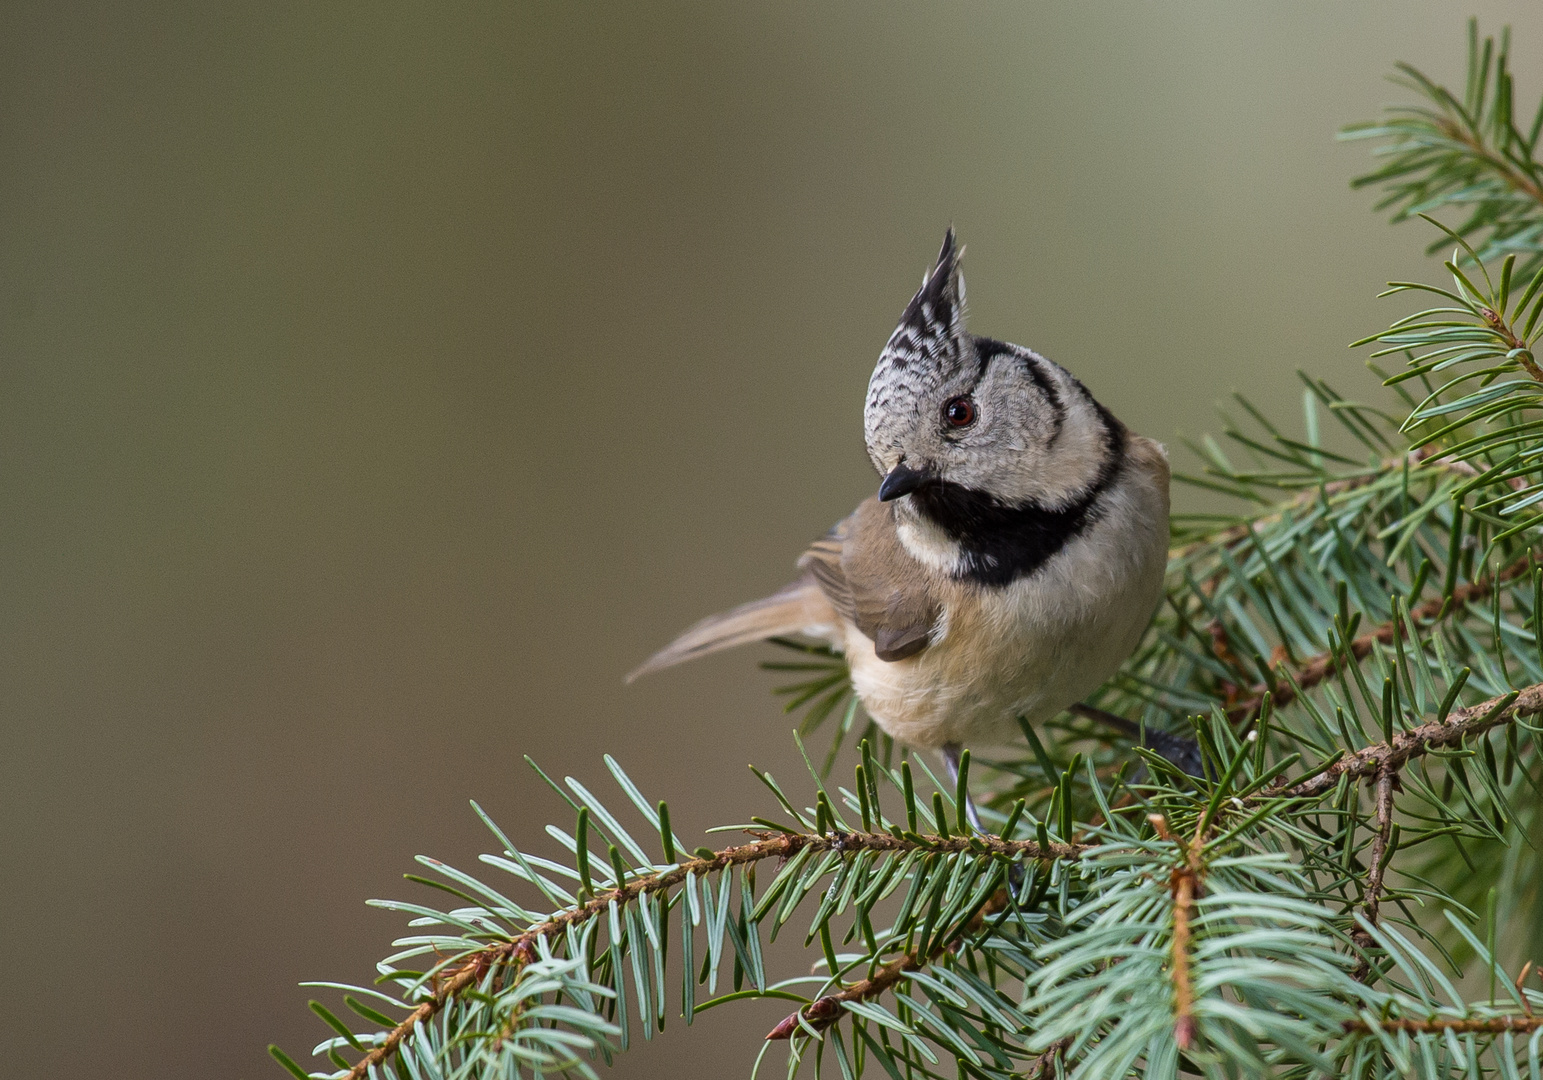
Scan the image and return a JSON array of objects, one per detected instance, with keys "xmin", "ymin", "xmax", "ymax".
[{"xmin": 3, "ymin": 3, "xmax": 1539, "ymax": 1076}]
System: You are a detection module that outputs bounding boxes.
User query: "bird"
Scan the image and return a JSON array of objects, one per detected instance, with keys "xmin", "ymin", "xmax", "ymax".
[{"xmin": 629, "ymin": 229, "xmax": 1176, "ymax": 826}]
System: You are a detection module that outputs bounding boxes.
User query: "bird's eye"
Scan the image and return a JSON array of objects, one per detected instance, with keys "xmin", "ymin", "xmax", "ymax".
[{"xmin": 943, "ymin": 396, "xmax": 976, "ymax": 428}]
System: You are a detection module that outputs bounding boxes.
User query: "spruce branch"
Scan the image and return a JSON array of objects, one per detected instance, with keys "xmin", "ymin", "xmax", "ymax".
[
  {"xmin": 762, "ymin": 856, "xmax": 1039, "ymax": 1042},
  {"xmin": 1351, "ymin": 767, "xmax": 1402, "ymax": 984},
  {"xmin": 764, "ymin": 947, "xmax": 963, "ymax": 1043},
  {"xmin": 1281, "ymin": 681, "xmax": 1536, "ymax": 799},
  {"xmin": 1362, "ymin": 768, "xmax": 1398, "ymax": 930},
  {"xmin": 1146, "ymin": 812, "xmax": 1207, "ymax": 1050},
  {"xmin": 334, "ymin": 828, "xmax": 1081, "ymax": 1080},
  {"xmin": 762, "ymin": 953, "xmax": 926, "ymax": 1042},
  {"xmin": 1345, "ymin": 19, "xmax": 1543, "ymax": 274},
  {"xmin": 1345, "ymin": 1014, "xmax": 1543, "ymax": 1035},
  {"xmin": 1227, "ymin": 550, "xmax": 1535, "ymax": 722},
  {"xmin": 1024, "ymin": 1038, "xmax": 1074, "ymax": 1080},
  {"xmin": 1353, "ymin": 217, "xmax": 1543, "ymax": 533},
  {"xmin": 275, "ymin": 740, "xmax": 1103, "ymax": 1080}
]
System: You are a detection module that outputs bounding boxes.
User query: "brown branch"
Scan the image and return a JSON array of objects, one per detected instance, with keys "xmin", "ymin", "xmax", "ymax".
[
  {"xmin": 1345, "ymin": 1014, "xmax": 1543, "ymax": 1035},
  {"xmin": 765, "ymin": 869, "xmax": 1025, "ymax": 1040},
  {"xmin": 1352, "ymin": 767, "xmax": 1399, "ymax": 982},
  {"xmin": 762, "ymin": 873, "xmax": 1077, "ymax": 1047},
  {"xmin": 1228, "ymin": 554, "xmax": 1534, "ymax": 722},
  {"xmin": 1025, "ymin": 1037, "xmax": 1074, "ymax": 1079},
  {"xmin": 1361, "ymin": 768, "xmax": 1398, "ymax": 929},
  {"xmin": 1170, "ymin": 866, "xmax": 1199, "ymax": 1050},
  {"xmin": 342, "ymin": 829, "xmax": 1086, "ymax": 1078},
  {"xmin": 1150, "ymin": 813, "xmax": 1207, "ymax": 1051},
  {"xmin": 764, "ymin": 952, "xmax": 924, "ymax": 1041},
  {"xmin": 1281, "ymin": 682, "xmax": 1541, "ymax": 802}
]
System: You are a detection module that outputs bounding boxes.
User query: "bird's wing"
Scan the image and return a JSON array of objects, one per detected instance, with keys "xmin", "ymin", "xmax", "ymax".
[
  {"xmin": 797, "ymin": 521, "xmax": 857, "ymax": 624},
  {"xmin": 798, "ymin": 498, "xmax": 942, "ymax": 662}
]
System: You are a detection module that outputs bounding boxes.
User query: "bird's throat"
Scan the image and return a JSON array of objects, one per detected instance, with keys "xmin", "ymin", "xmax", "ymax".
[{"xmin": 904, "ymin": 471, "xmax": 1119, "ymax": 587}]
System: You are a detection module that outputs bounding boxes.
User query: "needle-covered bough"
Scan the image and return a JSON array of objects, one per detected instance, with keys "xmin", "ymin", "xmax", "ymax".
[{"xmin": 273, "ymin": 22, "xmax": 1543, "ymax": 1080}]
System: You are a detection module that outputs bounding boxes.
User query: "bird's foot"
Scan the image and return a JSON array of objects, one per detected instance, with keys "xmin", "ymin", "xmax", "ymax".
[{"xmin": 1066, "ymin": 703, "xmax": 1202, "ymax": 776}]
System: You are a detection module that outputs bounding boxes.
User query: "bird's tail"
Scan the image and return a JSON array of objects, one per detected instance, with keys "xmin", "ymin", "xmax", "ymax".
[{"xmin": 626, "ymin": 577, "xmax": 837, "ymax": 682}]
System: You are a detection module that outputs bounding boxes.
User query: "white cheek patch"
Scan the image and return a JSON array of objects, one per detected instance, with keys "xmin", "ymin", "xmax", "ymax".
[
  {"xmin": 988, "ymin": 365, "xmax": 1111, "ymax": 509},
  {"xmin": 895, "ymin": 506, "xmax": 965, "ymax": 575}
]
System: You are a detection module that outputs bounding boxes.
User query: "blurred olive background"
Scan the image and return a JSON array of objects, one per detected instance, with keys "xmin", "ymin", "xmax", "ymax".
[{"xmin": 3, "ymin": 2, "xmax": 1540, "ymax": 1077}]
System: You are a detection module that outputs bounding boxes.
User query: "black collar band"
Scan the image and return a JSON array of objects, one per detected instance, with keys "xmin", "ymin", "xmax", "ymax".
[{"xmin": 909, "ymin": 421, "xmax": 1126, "ymax": 586}]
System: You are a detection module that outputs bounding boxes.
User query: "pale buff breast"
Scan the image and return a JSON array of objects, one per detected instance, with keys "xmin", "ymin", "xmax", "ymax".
[{"xmin": 844, "ymin": 438, "xmax": 1170, "ymax": 750}]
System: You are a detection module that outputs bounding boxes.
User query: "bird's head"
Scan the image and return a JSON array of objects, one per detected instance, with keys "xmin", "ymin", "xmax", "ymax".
[{"xmin": 862, "ymin": 229, "xmax": 1123, "ymax": 518}]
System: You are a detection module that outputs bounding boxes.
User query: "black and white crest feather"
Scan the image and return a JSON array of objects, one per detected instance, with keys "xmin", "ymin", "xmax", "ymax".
[
  {"xmin": 864, "ymin": 229, "xmax": 977, "ymax": 472},
  {"xmin": 893, "ymin": 228, "xmax": 967, "ymax": 367}
]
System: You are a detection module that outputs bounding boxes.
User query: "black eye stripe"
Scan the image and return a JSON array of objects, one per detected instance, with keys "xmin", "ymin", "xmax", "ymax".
[{"xmin": 972, "ymin": 338, "xmax": 1065, "ymax": 444}]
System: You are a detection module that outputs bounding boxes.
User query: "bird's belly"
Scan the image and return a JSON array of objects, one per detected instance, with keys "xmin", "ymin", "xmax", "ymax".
[
  {"xmin": 848, "ymin": 617, "xmax": 1110, "ymax": 750},
  {"xmin": 844, "ymin": 524, "xmax": 1166, "ymax": 750}
]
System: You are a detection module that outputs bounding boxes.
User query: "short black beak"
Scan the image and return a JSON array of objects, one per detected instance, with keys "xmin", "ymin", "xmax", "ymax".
[{"xmin": 878, "ymin": 461, "xmax": 930, "ymax": 502}]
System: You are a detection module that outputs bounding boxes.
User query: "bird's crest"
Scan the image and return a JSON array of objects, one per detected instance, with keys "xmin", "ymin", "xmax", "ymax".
[
  {"xmin": 884, "ymin": 228, "xmax": 967, "ymax": 376},
  {"xmin": 864, "ymin": 228, "xmax": 973, "ymax": 469}
]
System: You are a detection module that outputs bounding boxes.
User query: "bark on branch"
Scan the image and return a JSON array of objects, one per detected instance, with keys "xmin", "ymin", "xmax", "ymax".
[
  {"xmin": 1345, "ymin": 1014, "xmax": 1543, "ymax": 1035},
  {"xmin": 1362, "ymin": 768, "xmax": 1397, "ymax": 928},
  {"xmin": 1281, "ymin": 683, "xmax": 1538, "ymax": 801}
]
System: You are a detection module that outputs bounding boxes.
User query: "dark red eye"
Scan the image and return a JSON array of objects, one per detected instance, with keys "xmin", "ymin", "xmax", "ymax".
[{"xmin": 943, "ymin": 396, "xmax": 976, "ymax": 428}]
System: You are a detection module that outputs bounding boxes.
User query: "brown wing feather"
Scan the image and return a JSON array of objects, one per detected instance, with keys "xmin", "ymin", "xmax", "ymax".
[
  {"xmin": 799, "ymin": 498, "xmax": 941, "ymax": 662},
  {"xmin": 797, "ymin": 524, "xmax": 857, "ymax": 624}
]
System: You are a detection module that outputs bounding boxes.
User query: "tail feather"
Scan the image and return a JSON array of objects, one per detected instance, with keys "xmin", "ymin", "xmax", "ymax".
[{"xmin": 626, "ymin": 577, "xmax": 837, "ymax": 682}]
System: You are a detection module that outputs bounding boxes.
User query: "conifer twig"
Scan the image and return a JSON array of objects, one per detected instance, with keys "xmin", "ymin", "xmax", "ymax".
[
  {"xmin": 1150, "ymin": 812, "xmax": 1207, "ymax": 1050},
  {"xmin": 1352, "ymin": 767, "xmax": 1400, "ymax": 983},
  {"xmin": 1362, "ymin": 768, "xmax": 1397, "ymax": 929},
  {"xmin": 766, "ymin": 874, "xmax": 1020, "ymax": 1040},
  {"xmin": 1426, "ymin": 112, "xmax": 1543, "ymax": 213},
  {"xmin": 764, "ymin": 953, "xmax": 925, "ymax": 1041},
  {"xmin": 1228, "ymin": 554, "xmax": 1534, "ymax": 721},
  {"xmin": 1344, "ymin": 1014, "xmax": 1543, "ymax": 1035},
  {"xmin": 341, "ymin": 829, "xmax": 1084, "ymax": 1078},
  {"xmin": 1281, "ymin": 682, "xmax": 1539, "ymax": 800},
  {"xmin": 1025, "ymin": 1037, "xmax": 1074, "ymax": 1079},
  {"xmin": 1169, "ymin": 865, "xmax": 1199, "ymax": 1050}
]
